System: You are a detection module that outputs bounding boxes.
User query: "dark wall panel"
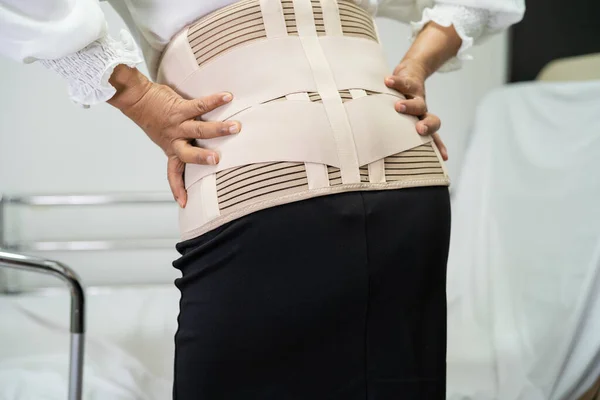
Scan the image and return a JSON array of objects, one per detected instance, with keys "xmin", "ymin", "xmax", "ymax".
[{"xmin": 509, "ymin": 0, "xmax": 600, "ymax": 82}]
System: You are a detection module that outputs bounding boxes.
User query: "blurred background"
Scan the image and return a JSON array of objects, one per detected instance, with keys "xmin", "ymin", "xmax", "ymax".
[{"xmin": 0, "ymin": 0, "xmax": 599, "ymax": 399}]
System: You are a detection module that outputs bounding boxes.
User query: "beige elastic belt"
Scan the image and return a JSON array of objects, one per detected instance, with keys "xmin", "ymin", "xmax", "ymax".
[{"xmin": 157, "ymin": 0, "xmax": 450, "ymax": 240}]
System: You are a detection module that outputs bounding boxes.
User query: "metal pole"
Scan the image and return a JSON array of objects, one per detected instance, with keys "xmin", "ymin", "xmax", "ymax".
[
  {"xmin": 68, "ymin": 333, "xmax": 84, "ymax": 400},
  {"xmin": 0, "ymin": 251, "xmax": 85, "ymax": 400}
]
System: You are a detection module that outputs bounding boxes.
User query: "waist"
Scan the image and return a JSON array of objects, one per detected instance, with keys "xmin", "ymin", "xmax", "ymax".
[{"xmin": 157, "ymin": 0, "xmax": 449, "ymax": 239}]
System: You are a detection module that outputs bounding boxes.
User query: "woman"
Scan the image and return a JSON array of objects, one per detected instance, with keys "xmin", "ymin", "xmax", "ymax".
[{"xmin": 0, "ymin": 0, "xmax": 524, "ymax": 398}]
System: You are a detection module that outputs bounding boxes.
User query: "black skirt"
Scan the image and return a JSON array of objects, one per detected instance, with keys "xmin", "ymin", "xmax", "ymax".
[{"xmin": 173, "ymin": 186, "xmax": 451, "ymax": 399}]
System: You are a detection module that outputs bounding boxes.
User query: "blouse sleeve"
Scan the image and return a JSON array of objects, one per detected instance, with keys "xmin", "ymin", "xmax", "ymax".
[
  {"xmin": 374, "ymin": 0, "xmax": 526, "ymax": 72},
  {"xmin": 0, "ymin": 0, "xmax": 143, "ymax": 107}
]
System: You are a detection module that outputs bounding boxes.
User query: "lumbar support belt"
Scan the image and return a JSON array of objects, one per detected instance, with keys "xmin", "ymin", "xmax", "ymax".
[{"xmin": 158, "ymin": 0, "xmax": 449, "ymax": 240}]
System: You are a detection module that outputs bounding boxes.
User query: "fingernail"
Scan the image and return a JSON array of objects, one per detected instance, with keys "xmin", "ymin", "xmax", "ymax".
[
  {"xmin": 228, "ymin": 122, "xmax": 239, "ymax": 134},
  {"xmin": 222, "ymin": 93, "xmax": 233, "ymax": 102},
  {"xmin": 398, "ymin": 104, "xmax": 407, "ymax": 112},
  {"xmin": 385, "ymin": 78, "xmax": 394, "ymax": 86},
  {"xmin": 420, "ymin": 125, "xmax": 428, "ymax": 134},
  {"xmin": 207, "ymin": 155, "xmax": 217, "ymax": 165},
  {"xmin": 176, "ymin": 198, "xmax": 185, "ymax": 208}
]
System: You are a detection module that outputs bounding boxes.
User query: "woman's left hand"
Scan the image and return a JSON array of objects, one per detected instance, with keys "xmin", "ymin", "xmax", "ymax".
[{"xmin": 384, "ymin": 60, "xmax": 448, "ymax": 161}]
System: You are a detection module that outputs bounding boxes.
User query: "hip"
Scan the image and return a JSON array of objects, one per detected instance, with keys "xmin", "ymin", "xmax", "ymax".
[{"xmin": 172, "ymin": 186, "xmax": 451, "ymax": 399}]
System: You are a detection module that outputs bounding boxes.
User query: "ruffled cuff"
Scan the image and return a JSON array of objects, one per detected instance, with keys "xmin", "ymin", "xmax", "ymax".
[
  {"xmin": 40, "ymin": 30, "xmax": 144, "ymax": 107},
  {"xmin": 410, "ymin": 4, "xmax": 489, "ymax": 72}
]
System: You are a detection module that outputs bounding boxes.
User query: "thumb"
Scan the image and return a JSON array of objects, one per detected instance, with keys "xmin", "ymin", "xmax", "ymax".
[{"xmin": 167, "ymin": 157, "xmax": 187, "ymax": 208}]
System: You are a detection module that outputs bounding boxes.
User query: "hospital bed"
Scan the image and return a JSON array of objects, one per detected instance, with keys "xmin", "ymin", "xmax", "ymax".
[
  {"xmin": 2, "ymin": 59, "xmax": 600, "ymax": 398},
  {"xmin": 539, "ymin": 55, "xmax": 600, "ymax": 400},
  {"xmin": 444, "ymin": 56, "xmax": 600, "ymax": 400},
  {"xmin": 0, "ymin": 251, "xmax": 84, "ymax": 400},
  {"xmin": 0, "ymin": 193, "xmax": 177, "ymax": 399}
]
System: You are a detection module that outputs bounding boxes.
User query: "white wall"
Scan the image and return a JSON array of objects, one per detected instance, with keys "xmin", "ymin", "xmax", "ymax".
[{"xmin": 0, "ymin": 4, "xmax": 508, "ymax": 290}]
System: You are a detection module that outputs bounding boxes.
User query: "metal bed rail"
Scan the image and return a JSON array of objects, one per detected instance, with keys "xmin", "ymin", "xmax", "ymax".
[
  {"xmin": 0, "ymin": 192, "xmax": 178, "ymax": 399},
  {"xmin": 0, "ymin": 192, "xmax": 176, "ymax": 252},
  {"xmin": 0, "ymin": 251, "xmax": 85, "ymax": 400},
  {"xmin": 1, "ymin": 192, "xmax": 173, "ymax": 206}
]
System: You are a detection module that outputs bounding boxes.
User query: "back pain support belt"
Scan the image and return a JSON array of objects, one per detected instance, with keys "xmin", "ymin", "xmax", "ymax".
[{"xmin": 157, "ymin": 0, "xmax": 450, "ymax": 240}]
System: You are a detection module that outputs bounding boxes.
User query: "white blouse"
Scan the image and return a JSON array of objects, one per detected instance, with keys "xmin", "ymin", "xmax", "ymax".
[{"xmin": 0, "ymin": 0, "xmax": 524, "ymax": 106}]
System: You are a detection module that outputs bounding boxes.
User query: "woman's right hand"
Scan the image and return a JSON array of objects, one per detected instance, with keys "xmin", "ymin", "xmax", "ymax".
[{"xmin": 107, "ymin": 65, "xmax": 240, "ymax": 208}]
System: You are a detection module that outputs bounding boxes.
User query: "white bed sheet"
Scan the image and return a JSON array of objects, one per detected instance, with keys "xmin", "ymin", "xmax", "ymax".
[
  {"xmin": 0, "ymin": 285, "xmax": 178, "ymax": 400},
  {"xmin": 446, "ymin": 80, "xmax": 600, "ymax": 400}
]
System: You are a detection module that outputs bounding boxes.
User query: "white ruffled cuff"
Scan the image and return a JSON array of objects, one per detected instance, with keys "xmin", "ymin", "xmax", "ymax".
[
  {"xmin": 410, "ymin": 4, "xmax": 489, "ymax": 72},
  {"xmin": 40, "ymin": 30, "xmax": 144, "ymax": 107}
]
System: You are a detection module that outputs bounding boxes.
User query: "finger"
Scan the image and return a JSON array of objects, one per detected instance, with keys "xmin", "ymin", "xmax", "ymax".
[
  {"xmin": 395, "ymin": 97, "xmax": 427, "ymax": 116},
  {"xmin": 167, "ymin": 157, "xmax": 187, "ymax": 208},
  {"xmin": 385, "ymin": 76, "xmax": 424, "ymax": 98},
  {"xmin": 180, "ymin": 92, "xmax": 233, "ymax": 120},
  {"xmin": 432, "ymin": 133, "xmax": 449, "ymax": 161},
  {"xmin": 416, "ymin": 113, "xmax": 441, "ymax": 135},
  {"xmin": 173, "ymin": 140, "xmax": 220, "ymax": 165},
  {"xmin": 180, "ymin": 120, "xmax": 240, "ymax": 140}
]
